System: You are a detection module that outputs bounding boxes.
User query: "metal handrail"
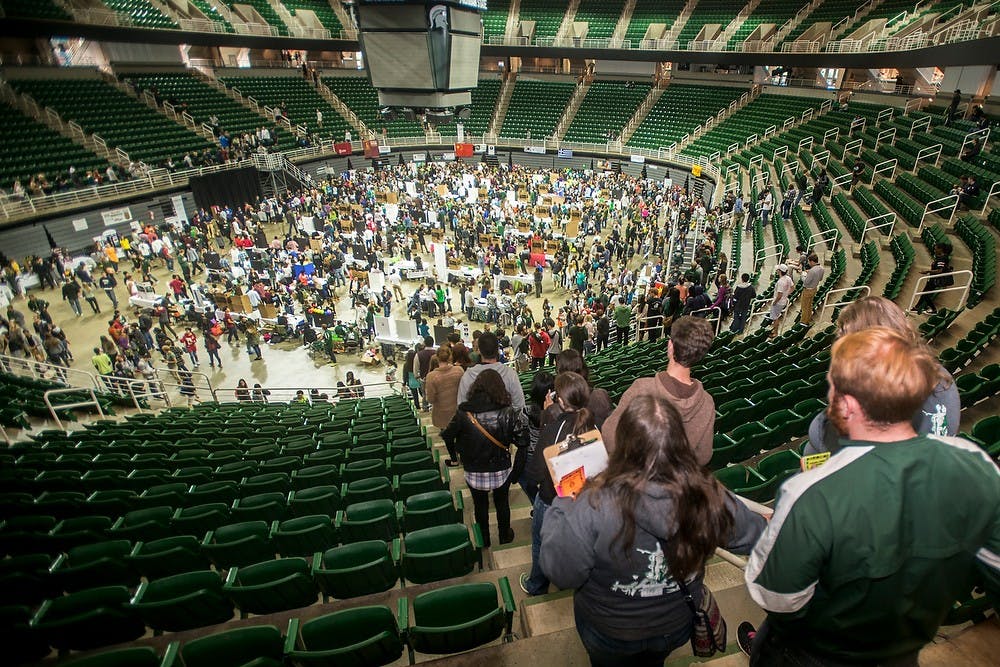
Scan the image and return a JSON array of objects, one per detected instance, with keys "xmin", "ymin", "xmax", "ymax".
[
  {"xmin": 820, "ymin": 285, "xmax": 871, "ymax": 320},
  {"xmin": 43, "ymin": 387, "xmax": 104, "ymax": 431},
  {"xmin": 906, "ymin": 270, "xmax": 973, "ymax": 313}
]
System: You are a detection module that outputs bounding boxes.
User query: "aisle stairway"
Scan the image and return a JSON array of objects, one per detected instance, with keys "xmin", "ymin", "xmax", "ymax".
[{"xmin": 8, "ymin": 77, "xmax": 214, "ymax": 169}]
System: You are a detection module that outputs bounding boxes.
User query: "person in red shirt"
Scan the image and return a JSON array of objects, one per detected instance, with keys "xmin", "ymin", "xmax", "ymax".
[
  {"xmin": 527, "ymin": 322, "xmax": 551, "ymax": 370},
  {"xmin": 180, "ymin": 327, "xmax": 199, "ymax": 367},
  {"xmin": 168, "ymin": 275, "xmax": 187, "ymax": 299}
]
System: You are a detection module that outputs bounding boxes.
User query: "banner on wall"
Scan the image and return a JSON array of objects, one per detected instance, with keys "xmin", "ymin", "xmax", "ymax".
[
  {"xmin": 455, "ymin": 143, "xmax": 474, "ymax": 158},
  {"xmin": 557, "ymin": 148, "xmax": 573, "ymax": 159},
  {"xmin": 363, "ymin": 139, "xmax": 380, "ymax": 158},
  {"xmin": 412, "ymin": 153, "xmax": 426, "ymax": 163},
  {"xmin": 171, "ymin": 194, "xmax": 189, "ymax": 225},
  {"xmin": 630, "ymin": 155, "xmax": 646, "ymax": 163},
  {"xmin": 524, "ymin": 146, "xmax": 546, "ymax": 155},
  {"xmin": 333, "ymin": 142, "xmax": 353, "ymax": 155},
  {"xmin": 102, "ymin": 207, "xmax": 132, "ymax": 226}
]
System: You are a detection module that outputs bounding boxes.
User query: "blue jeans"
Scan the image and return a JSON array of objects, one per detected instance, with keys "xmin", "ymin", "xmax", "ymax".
[
  {"xmin": 525, "ymin": 494, "xmax": 550, "ymax": 595},
  {"xmin": 576, "ymin": 610, "xmax": 692, "ymax": 667}
]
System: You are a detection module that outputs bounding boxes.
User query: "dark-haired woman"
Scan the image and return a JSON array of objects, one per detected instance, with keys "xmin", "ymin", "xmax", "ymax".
[
  {"xmin": 442, "ymin": 368, "xmax": 528, "ymax": 548},
  {"xmin": 540, "ymin": 349, "xmax": 611, "ymax": 430},
  {"xmin": 540, "ymin": 396, "xmax": 766, "ymax": 666},
  {"xmin": 522, "ymin": 371, "xmax": 595, "ymax": 597}
]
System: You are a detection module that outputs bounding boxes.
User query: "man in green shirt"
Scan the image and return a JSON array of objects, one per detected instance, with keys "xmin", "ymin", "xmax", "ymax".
[
  {"xmin": 613, "ymin": 298, "xmax": 631, "ymax": 345},
  {"xmin": 741, "ymin": 327, "xmax": 1000, "ymax": 665},
  {"xmin": 91, "ymin": 347, "xmax": 113, "ymax": 375}
]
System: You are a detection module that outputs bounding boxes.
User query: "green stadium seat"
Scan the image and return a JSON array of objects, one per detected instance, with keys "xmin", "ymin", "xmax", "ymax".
[
  {"xmin": 404, "ymin": 579, "xmax": 515, "ymax": 661},
  {"xmin": 284, "ymin": 605, "xmax": 406, "ymax": 667},
  {"xmin": 127, "ymin": 535, "xmax": 209, "ymax": 580},
  {"xmin": 171, "ymin": 503, "xmax": 232, "ymax": 536},
  {"xmin": 50, "ymin": 539, "xmax": 138, "ymax": 593},
  {"xmin": 31, "ymin": 585, "xmax": 146, "ymax": 653},
  {"xmin": 398, "ymin": 524, "xmax": 483, "ymax": 585},
  {"xmin": 336, "ymin": 499, "xmax": 399, "ymax": 544},
  {"xmin": 312, "ymin": 540, "xmax": 399, "ymax": 601},
  {"xmin": 202, "ymin": 521, "xmax": 275, "ymax": 569},
  {"xmin": 180, "ymin": 625, "xmax": 285, "ymax": 667},
  {"xmin": 271, "ymin": 514, "xmax": 337, "ymax": 557},
  {"xmin": 289, "ymin": 486, "xmax": 341, "ymax": 517},
  {"xmin": 129, "ymin": 570, "xmax": 234, "ymax": 633},
  {"xmin": 398, "ymin": 490, "xmax": 463, "ymax": 533},
  {"xmin": 223, "ymin": 558, "xmax": 319, "ymax": 617}
]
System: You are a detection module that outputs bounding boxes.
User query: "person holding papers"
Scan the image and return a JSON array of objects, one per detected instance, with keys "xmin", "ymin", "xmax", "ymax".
[
  {"xmin": 521, "ymin": 372, "xmax": 595, "ymax": 597},
  {"xmin": 540, "ymin": 396, "xmax": 766, "ymax": 667}
]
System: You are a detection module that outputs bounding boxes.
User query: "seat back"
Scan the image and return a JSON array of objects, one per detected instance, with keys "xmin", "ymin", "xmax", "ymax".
[
  {"xmin": 408, "ymin": 582, "xmax": 505, "ymax": 655},
  {"xmin": 181, "ymin": 625, "xmax": 284, "ymax": 667},
  {"xmin": 401, "ymin": 524, "xmax": 478, "ymax": 584},
  {"xmin": 314, "ymin": 540, "xmax": 398, "ymax": 599},
  {"xmin": 290, "ymin": 606, "xmax": 403, "ymax": 667}
]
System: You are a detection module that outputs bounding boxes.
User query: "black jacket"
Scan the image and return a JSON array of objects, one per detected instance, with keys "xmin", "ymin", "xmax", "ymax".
[{"xmin": 442, "ymin": 396, "xmax": 528, "ymax": 473}]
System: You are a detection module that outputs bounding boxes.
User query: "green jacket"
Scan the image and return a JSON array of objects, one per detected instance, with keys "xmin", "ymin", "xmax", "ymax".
[{"xmin": 746, "ymin": 435, "xmax": 1000, "ymax": 662}]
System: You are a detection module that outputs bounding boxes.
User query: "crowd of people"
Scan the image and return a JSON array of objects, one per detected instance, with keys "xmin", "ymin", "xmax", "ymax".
[{"xmin": 1, "ymin": 154, "xmax": 997, "ymax": 666}]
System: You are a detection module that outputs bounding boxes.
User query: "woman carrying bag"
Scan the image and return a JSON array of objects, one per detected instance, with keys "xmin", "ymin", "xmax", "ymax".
[
  {"xmin": 540, "ymin": 396, "xmax": 766, "ymax": 666},
  {"xmin": 442, "ymin": 369, "xmax": 528, "ymax": 548}
]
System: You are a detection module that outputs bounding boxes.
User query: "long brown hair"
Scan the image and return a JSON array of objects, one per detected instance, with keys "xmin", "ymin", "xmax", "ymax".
[
  {"xmin": 554, "ymin": 372, "xmax": 594, "ymax": 436},
  {"xmin": 467, "ymin": 368, "xmax": 511, "ymax": 407},
  {"xmin": 588, "ymin": 395, "xmax": 733, "ymax": 580}
]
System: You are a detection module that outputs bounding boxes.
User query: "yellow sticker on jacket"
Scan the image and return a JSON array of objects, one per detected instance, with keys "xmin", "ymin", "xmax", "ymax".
[{"xmin": 800, "ymin": 452, "xmax": 831, "ymax": 471}]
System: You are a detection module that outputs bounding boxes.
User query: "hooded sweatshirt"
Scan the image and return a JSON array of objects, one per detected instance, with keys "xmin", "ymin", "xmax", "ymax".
[
  {"xmin": 601, "ymin": 371, "xmax": 715, "ymax": 465},
  {"xmin": 540, "ymin": 482, "xmax": 766, "ymax": 641}
]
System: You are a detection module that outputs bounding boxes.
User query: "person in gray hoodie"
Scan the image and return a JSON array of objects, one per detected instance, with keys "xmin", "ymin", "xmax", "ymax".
[
  {"xmin": 601, "ymin": 316, "xmax": 716, "ymax": 464},
  {"xmin": 541, "ymin": 395, "xmax": 766, "ymax": 666}
]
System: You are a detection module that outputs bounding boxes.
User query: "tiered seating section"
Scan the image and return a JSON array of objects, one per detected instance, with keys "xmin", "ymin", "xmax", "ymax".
[
  {"xmin": 0, "ymin": 101, "xmax": 109, "ymax": 191},
  {"xmin": 219, "ymin": 75, "xmax": 349, "ymax": 139},
  {"xmin": 781, "ymin": 0, "xmax": 858, "ymax": 45},
  {"xmin": 102, "ymin": 0, "xmax": 179, "ymax": 29},
  {"xmin": 677, "ymin": 0, "xmax": 738, "ymax": 46},
  {"xmin": 280, "ymin": 0, "xmax": 343, "ymax": 35},
  {"xmin": 0, "ymin": 395, "xmax": 523, "ymax": 661},
  {"xmin": 624, "ymin": 0, "xmax": 686, "ymax": 43},
  {"xmin": 627, "ymin": 84, "xmax": 745, "ymax": 150},
  {"xmin": 482, "ymin": 0, "xmax": 511, "ymax": 37},
  {"xmin": 573, "ymin": 0, "xmax": 624, "ymax": 40},
  {"xmin": 499, "ymin": 78, "xmax": 575, "ymax": 139},
  {"xmin": 437, "ymin": 78, "xmax": 501, "ymax": 138},
  {"xmin": 0, "ymin": 0, "xmax": 72, "ymax": 20},
  {"xmin": 681, "ymin": 93, "xmax": 818, "ymax": 160},
  {"xmin": 322, "ymin": 76, "xmax": 423, "ymax": 138},
  {"xmin": 9, "ymin": 78, "xmax": 214, "ymax": 168},
  {"xmin": 125, "ymin": 72, "xmax": 297, "ymax": 151},
  {"xmin": 563, "ymin": 80, "xmax": 650, "ymax": 143},
  {"xmin": 517, "ymin": 0, "xmax": 567, "ymax": 39},
  {"xmin": 189, "ymin": 0, "xmax": 234, "ymax": 32},
  {"xmin": 218, "ymin": 0, "xmax": 288, "ymax": 35},
  {"xmin": 728, "ymin": 0, "xmax": 801, "ymax": 48}
]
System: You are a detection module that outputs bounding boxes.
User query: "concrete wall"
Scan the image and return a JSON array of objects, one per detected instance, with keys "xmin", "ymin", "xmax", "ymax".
[{"xmin": 1, "ymin": 191, "xmax": 195, "ymax": 260}]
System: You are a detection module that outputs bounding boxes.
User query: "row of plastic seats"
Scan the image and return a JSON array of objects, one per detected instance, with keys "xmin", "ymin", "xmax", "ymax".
[
  {"xmin": 714, "ymin": 448, "xmax": 805, "ymax": 503},
  {"xmin": 6, "ymin": 492, "xmax": 467, "ymax": 605},
  {"xmin": 711, "ymin": 398, "xmax": 826, "ymax": 470},
  {"xmin": 3, "ymin": 439, "xmax": 435, "ymax": 502},
  {"xmin": 939, "ymin": 308, "xmax": 1000, "ymax": 373},
  {"xmin": 2, "ymin": 465, "xmax": 451, "ymax": 554},
  {"xmin": 962, "ymin": 415, "xmax": 1000, "ymax": 458},
  {"xmin": 13, "ymin": 574, "xmax": 514, "ymax": 665},
  {"xmin": 956, "ymin": 363, "xmax": 1000, "ymax": 407}
]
